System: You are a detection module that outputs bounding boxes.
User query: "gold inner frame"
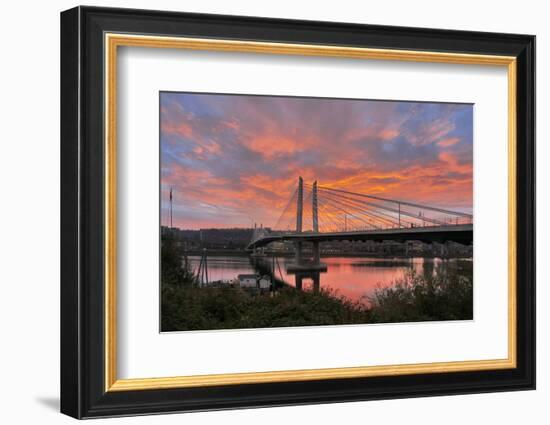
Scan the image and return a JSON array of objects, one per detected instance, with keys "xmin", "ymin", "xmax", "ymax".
[{"xmin": 104, "ymin": 33, "xmax": 517, "ymax": 392}]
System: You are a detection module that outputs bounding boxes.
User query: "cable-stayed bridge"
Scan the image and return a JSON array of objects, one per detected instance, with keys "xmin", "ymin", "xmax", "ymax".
[{"xmin": 247, "ymin": 177, "xmax": 472, "ymax": 272}]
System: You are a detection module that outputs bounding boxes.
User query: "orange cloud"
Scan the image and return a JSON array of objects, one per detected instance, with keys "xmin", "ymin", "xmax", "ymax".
[
  {"xmin": 246, "ymin": 135, "xmax": 303, "ymax": 157},
  {"xmin": 163, "ymin": 122, "xmax": 193, "ymax": 139},
  {"xmin": 437, "ymin": 137, "xmax": 460, "ymax": 147},
  {"xmin": 379, "ymin": 128, "xmax": 400, "ymax": 140}
]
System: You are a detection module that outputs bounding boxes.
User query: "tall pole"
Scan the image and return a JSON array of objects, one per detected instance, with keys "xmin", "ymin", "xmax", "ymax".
[
  {"xmin": 169, "ymin": 187, "xmax": 173, "ymax": 229},
  {"xmin": 197, "ymin": 255, "xmax": 203, "ymax": 287},
  {"xmin": 312, "ymin": 180, "xmax": 319, "ymax": 233},
  {"xmin": 204, "ymin": 249, "xmax": 209, "ymax": 284}
]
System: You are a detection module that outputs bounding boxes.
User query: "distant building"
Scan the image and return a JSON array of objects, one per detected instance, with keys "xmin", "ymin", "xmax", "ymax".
[
  {"xmin": 238, "ymin": 274, "xmax": 259, "ymax": 288},
  {"xmin": 269, "ymin": 241, "xmax": 287, "ymax": 252},
  {"xmin": 237, "ymin": 274, "xmax": 272, "ymax": 290},
  {"xmin": 258, "ymin": 275, "xmax": 271, "ymax": 290}
]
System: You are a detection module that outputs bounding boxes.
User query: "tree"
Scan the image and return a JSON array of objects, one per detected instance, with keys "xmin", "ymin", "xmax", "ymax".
[{"xmin": 161, "ymin": 231, "xmax": 196, "ymax": 287}]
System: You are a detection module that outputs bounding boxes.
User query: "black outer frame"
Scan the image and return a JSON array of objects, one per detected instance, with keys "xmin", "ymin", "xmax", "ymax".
[{"xmin": 60, "ymin": 6, "xmax": 535, "ymax": 419}]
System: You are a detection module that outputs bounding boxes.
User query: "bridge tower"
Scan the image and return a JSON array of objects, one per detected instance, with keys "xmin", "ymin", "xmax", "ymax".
[
  {"xmin": 312, "ymin": 181, "xmax": 320, "ymax": 265},
  {"xmin": 295, "ymin": 176, "xmax": 304, "ymax": 264},
  {"xmin": 296, "ymin": 176, "xmax": 303, "ymax": 233},
  {"xmin": 312, "ymin": 180, "xmax": 319, "ymax": 232}
]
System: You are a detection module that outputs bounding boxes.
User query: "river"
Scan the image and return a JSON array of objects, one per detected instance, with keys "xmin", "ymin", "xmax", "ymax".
[{"xmin": 187, "ymin": 255, "xmax": 471, "ymax": 304}]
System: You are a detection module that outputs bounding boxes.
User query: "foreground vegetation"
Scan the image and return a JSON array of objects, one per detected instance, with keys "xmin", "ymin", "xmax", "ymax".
[
  {"xmin": 160, "ymin": 232, "xmax": 473, "ymax": 331},
  {"xmin": 367, "ymin": 261, "xmax": 473, "ymax": 323},
  {"xmin": 161, "ymin": 285, "xmax": 373, "ymax": 331}
]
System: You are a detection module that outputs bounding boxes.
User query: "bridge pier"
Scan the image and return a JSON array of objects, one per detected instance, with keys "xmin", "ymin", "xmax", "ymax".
[
  {"xmin": 293, "ymin": 272, "xmax": 320, "ymax": 292},
  {"xmin": 295, "ymin": 241, "xmax": 303, "ymax": 263},
  {"xmin": 295, "ymin": 275, "xmax": 303, "ymax": 291},
  {"xmin": 312, "ymin": 272, "xmax": 320, "ymax": 293},
  {"xmin": 288, "ymin": 241, "xmax": 327, "ymax": 273},
  {"xmin": 312, "ymin": 241, "xmax": 320, "ymax": 265}
]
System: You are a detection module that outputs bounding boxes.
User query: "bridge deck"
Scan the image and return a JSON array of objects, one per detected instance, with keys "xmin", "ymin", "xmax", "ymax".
[{"xmin": 247, "ymin": 224, "xmax": 473, "ymax": 249}]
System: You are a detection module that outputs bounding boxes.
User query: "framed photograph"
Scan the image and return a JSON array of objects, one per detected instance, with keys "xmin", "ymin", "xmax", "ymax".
[{"xmin": 60, "ymin": 6, "xmax": 535, "ymax": 419}]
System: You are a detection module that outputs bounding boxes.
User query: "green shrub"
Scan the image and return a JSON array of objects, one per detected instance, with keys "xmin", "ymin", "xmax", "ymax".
[
  {"xmin": 161, "ymin": 285, "xmax": 373, "ymax": 331},
  {"xmin": 368, "ymin": 260, "xmax": 473, "ymax": 323}
]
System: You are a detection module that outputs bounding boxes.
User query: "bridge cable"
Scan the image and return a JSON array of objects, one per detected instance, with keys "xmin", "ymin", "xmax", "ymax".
[
  {"xmin": 316, "ymin": 189, "xmax": 403, "ymax": 229},
  {"xmin": 316, "ymin": 188, "xmax": 414, "ymax": 228},
  {"xmin": 316, "ymin": 186, "xmax": 447, "ymax": 227},
  {"xmin": 315, "ymin": 194, "xmax": 381, "ymax": 230},
  {"xmin": 273, "ymin": 187, "xmax": 298, "ymax": 231},
  {"xmin": 318, "ymin": 185, "xmax": 473, "ymax": 218}
]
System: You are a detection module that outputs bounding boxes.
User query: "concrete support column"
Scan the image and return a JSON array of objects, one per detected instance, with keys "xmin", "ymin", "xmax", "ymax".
[
  {"xmin": 295, "ymin": 275, "xmax": 303, "ymax": 291},
  {"xmin": 295, "ymin": 241, "xmax": 303, "ymax": 264},
  {"xmin": 312, "ymin": 273, "xmax": 320, "ymax": 293},
  {"xmin": 312, "ymin": 241, "xmax": 320, "ymax": 265}
]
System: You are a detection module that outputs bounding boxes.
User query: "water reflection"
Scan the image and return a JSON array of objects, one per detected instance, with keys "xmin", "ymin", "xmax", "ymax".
[{"xmin": 187, "ymin": 255, "xmax": 467, "ymax": 304}]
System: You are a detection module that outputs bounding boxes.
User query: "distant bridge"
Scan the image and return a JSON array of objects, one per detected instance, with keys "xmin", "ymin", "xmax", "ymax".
[{"xmin": 247, "ymin": 177, "xmax": 472, "ymax": 271}]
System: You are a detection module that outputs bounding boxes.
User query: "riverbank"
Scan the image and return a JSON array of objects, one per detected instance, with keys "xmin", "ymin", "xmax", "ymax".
[
  {"xmin": 162, "ymin": 232, "xmax": 473, "ymax": 331},
  {"xmin": 161, "ymin": 261, "xmax": 473, "ymax": 331}
]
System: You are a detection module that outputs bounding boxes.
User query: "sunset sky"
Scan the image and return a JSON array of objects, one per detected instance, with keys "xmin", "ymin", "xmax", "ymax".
[{"xmin": 160, "ymin": 92, "xmax": 473, "ymax": 230}]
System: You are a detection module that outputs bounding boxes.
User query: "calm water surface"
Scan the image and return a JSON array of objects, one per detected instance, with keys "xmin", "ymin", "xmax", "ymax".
[{"xmin": 187, "ymin": 255, "xmax": 467, "ymax": 304}]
